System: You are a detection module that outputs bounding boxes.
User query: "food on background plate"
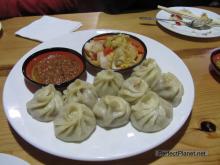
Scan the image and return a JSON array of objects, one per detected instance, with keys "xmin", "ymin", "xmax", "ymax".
[
  {"xmin": 118, "ymin": 77, "xmax": 149, "ymax": 105},
  {"xmin": 130, "ymin": 91, "xmax": 173, "ymax": 133},
  {"xmin": 54, "ymin": 102, "xmax": 96, "ymax": 142},
  {"xmin": 216, "ymin": 60, "xmax": 220, "ymax": 69},
  {"xmin": 158, "ymin": 5, "xmax": 198, "ymax": 20},
  {"xmin": 170, "ymin": 12, "xmax": 213, "ymax": 29},
  {"xmin": 131, "ymin": 58, "xmax": 162, "ymax": 88},
  {"xmin": 211, "ymin": 51, "xmax": 220, "ymax": 69},
  {"xmin": 170, "ymin": 13, "xmax": 185, "ymax": 26},
  {"xmin": 63, "ymin": 79, "xmax": 98, "ymax": 109},
  {"xmin": 93, "ymin": 69, "xmax": 124, "ymax": 97},
  {"xmin": 93, "ymin": 95, "xmax": 131, "ymax": 129},
  {"xmin": 26, "ymin": 84, "xmax": 63, "ymax": 122},
  {"xmin": 152, "ymin": 72, "xmax": 184, "ymax": 107},
  {"xmin": 83, "ymin": 33, "xmax": 147, "ymax": 70},
  {"xmin": 158, "ymin": 5, "xmax": 220, "ymax": 29}
]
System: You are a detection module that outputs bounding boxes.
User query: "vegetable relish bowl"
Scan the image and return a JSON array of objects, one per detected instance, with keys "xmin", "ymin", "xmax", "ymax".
[{"xmin": 82, "ymin": 33, "xmax": 147, "ymax": 74}]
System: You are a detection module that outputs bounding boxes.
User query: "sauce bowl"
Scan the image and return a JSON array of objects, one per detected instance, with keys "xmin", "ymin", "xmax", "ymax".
[
  {"xmin": 22, "ymin": 47, "xmax": 86, "ymax": 90},
  {"xmin": 210, "ymin": 48, "xmax": 220, "ymax": 76}
]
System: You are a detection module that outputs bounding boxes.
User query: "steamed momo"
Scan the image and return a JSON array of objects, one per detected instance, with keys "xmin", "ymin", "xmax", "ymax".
[
  {"xmin": 26, "ymin": 84, "xmax": 63, "ymax": 122},
  {"xmin": 131, "ymin": 58, "xmax": 161, "ymax": 88},
  {"xmin": 93, "ymin": 95, "xmax": 131, "ymax": 128},
  {"xmin": 131, "ymin": 91, "xmax": 173, "ymax": 132},
  {"xmin": 63, "ymin": 79, "xmax": 98, "ymax": 109},
  {"xmin": 54, "ymin": 102, "xmax": 96, "ymax": 142},
  {"xmin": 152, "ymin": 72, "xmax": 184, "ymax": 107},
  {"xmin": 118, "ymin": 77, "xmax": 149, "ymax": 104},
  {"xmin": 93, "ymin": 70, "xmax": 124, "ymax": 97}
]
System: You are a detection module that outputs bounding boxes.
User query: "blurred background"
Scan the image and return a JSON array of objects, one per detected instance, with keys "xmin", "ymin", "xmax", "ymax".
[{"xmin": 0, "ymin": 0, "xmax": 219, "ymax": 20}]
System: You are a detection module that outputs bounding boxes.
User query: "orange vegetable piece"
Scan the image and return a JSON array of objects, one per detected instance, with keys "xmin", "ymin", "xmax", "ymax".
[
  {"xmin": 103, "ymin": 47, "xmax": 113, "ymax": 55},
  {"xmin": 130, "ymin": 38, "xmax": 145, "ymax": 54}
]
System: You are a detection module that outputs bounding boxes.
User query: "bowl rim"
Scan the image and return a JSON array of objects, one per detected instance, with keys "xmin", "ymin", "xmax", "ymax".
[
  {"xmin": 210, "ymin": 48, "xmax": 220, "ymax": 74},
  {"xmin": 81, "ymin": 32, "xmax": 147, "ymax": 72},
  {"xmin": 22, "ymin": 47, "xmax": 86, "ymax": 89}
]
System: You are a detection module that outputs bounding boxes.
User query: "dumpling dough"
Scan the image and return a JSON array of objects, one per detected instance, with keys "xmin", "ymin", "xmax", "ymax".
[
  {"xmin": 152, "ymin": 72, "xmax": 184, "ymax": 107},
  {"xmin": 118, "ymin": 77, "xmax": 149, "ymax": 104},
  {"xmin": 63, "ymin": 79, "xmax": 98, "ymax": 109},
  {"xmin": 93, "ymin": 70, "xmax": 124, "ymax": 97},
  {"xmin": 131, "ymin": 58, "xmax": 161, "ymax": 88},
  {"xmin": 93, "ymin": 95, "xmax": 131, "ymax": 128},
  {"xmin": 130, "ymin": 91, "xmax": 173, "ymax": 132},
  {"xmin": 26, "ymin": 84, "xmax": 63, "ymax": 122},
  {"xmin": 54, "ymin": 102, "xmax": 96, "ymax": 142}
]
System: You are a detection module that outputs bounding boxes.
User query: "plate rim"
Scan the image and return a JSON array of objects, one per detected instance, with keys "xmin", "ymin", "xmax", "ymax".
[{"xmin": 2, "ymin": 29, "xmax": 195, "ymax": 161}]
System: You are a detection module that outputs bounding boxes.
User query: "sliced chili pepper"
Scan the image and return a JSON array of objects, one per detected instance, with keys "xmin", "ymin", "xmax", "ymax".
[
  {"xmin": 90, "ymin": 53, "xmax": 97, "ymax": 60},
  {"xmin": 176, "ymin": 21, "xmax": 181, "ymax": 26},
  {"xmin": 103, "ymin": 47, "xmax": 113, "ymax": 55}
]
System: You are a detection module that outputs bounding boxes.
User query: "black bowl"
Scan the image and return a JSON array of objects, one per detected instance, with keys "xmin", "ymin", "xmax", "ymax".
[
  {"xmin": 82, "ymin": 32, "xmax": 147, "ymax": 76},
  {"xmin": 210, "ymin": 48, "xmax": 220, "ymax": 76},
  {"xmin": 22, "ymin": 47, "xmax": 86, "ymax": 90}
]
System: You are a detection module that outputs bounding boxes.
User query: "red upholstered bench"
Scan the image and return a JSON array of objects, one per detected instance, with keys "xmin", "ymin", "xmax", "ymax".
[{"xmin": 0, "ymin": 0, "xmax": 77, "ymax": 19}]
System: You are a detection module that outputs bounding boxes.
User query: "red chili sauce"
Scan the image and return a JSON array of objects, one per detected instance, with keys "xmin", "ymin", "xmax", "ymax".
[
  {"xmin": 171, "ymin": 14, "xmax": 183, "ymax": 26},
  {"xmin": 26, "ymin": 51, "xmax": 84, "ymax": 85},
  {"xmin": 212, "ymin": 53, "xmax": 220, "ymax": 69}
]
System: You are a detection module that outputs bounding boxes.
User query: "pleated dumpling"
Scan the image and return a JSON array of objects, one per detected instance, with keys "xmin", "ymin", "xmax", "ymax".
[
  {"xmin": 93, "ymin": 70, "xmax": 124, "ymax": 97},
  {"xmin": 152, "ymin": 72, "xmax": 184, "ymax": 107},
  {"xmin": 130, "ymin": 91, "xmax": 173, "ymax": 132},
  {"xmin": 63, "ymin": 79, "xmax": 98, "ymax": 109},
  {"xmin": 54, "ymin": 102, "xmax": 96, "ymax": 142},
  {"xmin": 131, "ymin": 58, "xmax": 161, "ymax": 88},
  {"xmin": 93, "ymin": 95, "xmax": 131, "ymax": 128},
  {"xmin": 26, "ymin": 84, "xmax": 63, "ymax": 122},
  {"xmin": 118, "ymin": 77, "xmax": 149, "ymax": 104}
]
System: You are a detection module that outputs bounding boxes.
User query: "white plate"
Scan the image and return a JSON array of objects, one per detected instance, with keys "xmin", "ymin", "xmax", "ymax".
[
  {"xmin": 156, "ymin": 7, "xmax": 220, "ymax": 38},
  {"xmin": 3, "ymin": 29, "xmax": 194, "ymax": 161},
  {"xmin": 0, "ymin": 153, "xmax": 29, "ymax": 165},
  {"xmin": 0, "ymin": 22, "xmax": 2, "ymax": 32}
]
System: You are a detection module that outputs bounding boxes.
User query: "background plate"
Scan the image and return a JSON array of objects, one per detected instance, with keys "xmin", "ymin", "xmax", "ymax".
[
  {"xmin": 3, "ymin": 29, "xmax": 194, "ymax": 161},
  {"xmin": 156, "ymin": 7, "xmax": 220, "ymax": 38},
  {"xmin": 0, "ymin": 153, "xmax": 29, "ymax": 165}
]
